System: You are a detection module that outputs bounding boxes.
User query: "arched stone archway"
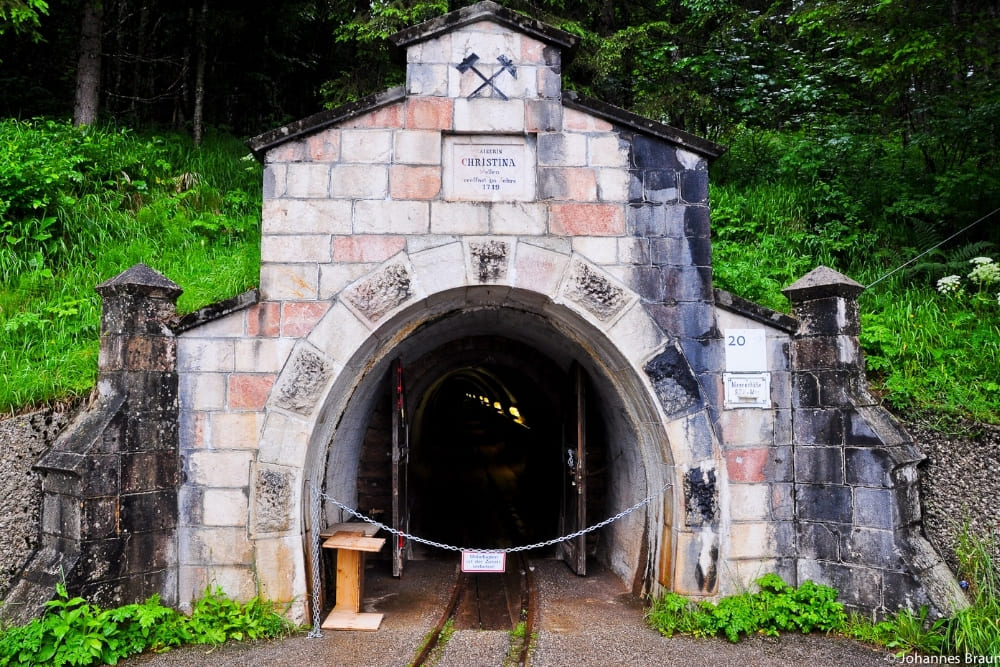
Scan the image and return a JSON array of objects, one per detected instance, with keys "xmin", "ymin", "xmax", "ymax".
[{"xmin": 248, "ymin": 244, "xmax": 722, "ymax": 622}]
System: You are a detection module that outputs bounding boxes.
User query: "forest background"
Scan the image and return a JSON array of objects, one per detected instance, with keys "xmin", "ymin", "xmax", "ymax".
[{"xmin": 0, "ymin": 0, "xmax": 998, "ymax": 425}]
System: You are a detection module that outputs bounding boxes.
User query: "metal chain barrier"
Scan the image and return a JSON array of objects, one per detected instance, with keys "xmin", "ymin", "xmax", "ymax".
[
  {"xmin": 307, "ymin": 485, "xmax": 324, "ymax": 638},
  {"xmin": 305, "ymin": 480, "xmax": 670, "ymax": 638}
]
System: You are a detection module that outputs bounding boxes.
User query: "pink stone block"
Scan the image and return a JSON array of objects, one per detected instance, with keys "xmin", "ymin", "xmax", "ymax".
[
  {"xmin": 340, "ymin": 103, "xmax": 405, "ymax": 129},
  {"xmin": 306, "ymin": 131, "xmax": 339, "ymax": 161},
  {"xmin": 333, "ymin": 235, "xmax": 406, "ymax": 263},
  {"xmin": 247, "ymin": 302, "xmax": 280, "ymax": 338},
  {"xmin": 390, "ymin": 165, "xmax": 442, "ymax": 200},
  {"xmin": 549, "ymin": 203, "xmax": 625, "ymax": 236},
  {"xmin": 726, "ymin": 448, "xmax": 770, "ymax": 483},
  {"xmin": 280, "ymin": 302, "xmax": 331, "ymax": 337},
  {"xmin": 267, "ymin": 143, "xmax": 306, "ymax": 162},
  {"xmin": 541, "ymin": 168, "xmax": 598, "ymax": 201},
  {"xmin": 228, "ymin": 374, "xmax": 276, "ymax": 410},
  {"xmin": 405, "ymin": 97, "xmax": 454, "ymax": 130},
  {"xmin": 564, "ymin": 108, "xmax": 613, "ymax": 132}
]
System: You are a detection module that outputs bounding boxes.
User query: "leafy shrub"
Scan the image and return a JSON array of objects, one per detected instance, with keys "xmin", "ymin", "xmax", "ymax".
[
  {"xmin": 0, "ymin": 584, "xmax": 296, "ymax": 666},
  {"xmin": 644, "ymin": 574, "xmax": 846, "ymax": 643}
]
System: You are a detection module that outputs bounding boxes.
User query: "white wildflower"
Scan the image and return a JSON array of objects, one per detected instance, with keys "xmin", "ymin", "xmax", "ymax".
[
  {"xmin": 936, "ymin": 274, "xmax": 962, "ymax": 295},
  {"xmin": 969, "ymin": 256, "xmax": 994, "ymax": 265},
  {"xmin": 968, "ymin": 257, "xmax": 1000, "ymax": 287}
]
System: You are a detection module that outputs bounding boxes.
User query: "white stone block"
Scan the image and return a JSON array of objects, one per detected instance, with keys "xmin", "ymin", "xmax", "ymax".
[
  {"xmin": 394, "ymin": 130, "xmax": 443, "ymax": 165},
  {"xmin": 728, "ymin": 484, "xmax": 771, "ymax": 521},
  {"xmin": 729, "ymin": 522, "xmax": 775, "ymax": 559},
  {"xmin": 512, "ymin": 241, "xmax": 570, "ymax": 297},
  {"xmin": 260, "ymin": 234, "xmax": 332, "ymax": 263},
  {"xmin": 597, "ymin": 168, "xmax": 630, "ymax": 202},
  {"xmin": 407, "ymin": 63, "xmax": 449, "ymax": 97},
  {"xmin": 589, "ymin": 134, "xmax": 629, "ymax": 167},
  {"xmin": 179, "ymin": 373, "xmax": 226, "ymax": 411},
  {"xmin": 235, "ymin": 338, "xmax": 294, "ymax": 373},
  {"xmin": 308, "ymin": 301, "xmax": 375, "ymax": 366},
  {"xmin": 407, "ymin": 34, "xmax": 451, "ymax": 64},
  {"xmin": 431, "ymin": 201, "xmax": 489, "ymax": 234},
  {"xmin": 188, "ymin": 450, "xmax": 253, "ymax": 487},
  {"xmin": 490, "ymin": 202, "xmax": 546, "ymax": 235},
  {"xmin": 179, "ymin": 526, "xmax": 253, "ymax": 566},
  {"xmin": 203, "ymin": 488, "xmax": 249, "ymax": 526},
  {"xmin": 284, "ymin": 163, "xmax": 331, "ymax": 198},
  {"xmin": 538, "ymin": 133, "xmax": 587, "ymax": 166},
  {"xmin": 260, "ymin": 264, "xmax": 318, "ymax": 301},
  {"xmin": 354, "ymin": 200, "xmax": 430, "ymax": 234},
  {"xmin": 607, "ymin": 301, "xmax": 667, "ymax": 366},
  {"xmin": 454, "ymin": 98, "xmax": 525, "ymax": 133},
  {"xmin": 208, "ymin": 411, "xmax": 265, "ymax": 450},
  {"xmin": 411, "ymin": 241, "xmax": 466, "ymax": 294},
  {"xmin": 330, "ymin": 164, "xmax": 388, "ymax": 199},
  {"xmin": 450, "ymin": 26, "xmax": 520, "ymax": 65},
  {"xmin": 178, "ymin": 338, "xmax": 235, "ymax": 373},
  {"xmin": 341, "ymin": 129, "xmax": 393, "ymax": 163},
  {"xmin": 319, "ymin": 263, "xmax": 375, "ymax": 299},
  {"xmin": 257, "ymin": 412, "xmax": 312, "ymax": 467},
  {"xmin": 572, "ymin": 237, "xmax": 619, "ymax": 264},
  {"xmin": 262, "ymin": 199, "xmax": 353, "ymax": 234},
  {"xmin": 255, "ymin": 535, "xmax": 306, "ymax": 610}
]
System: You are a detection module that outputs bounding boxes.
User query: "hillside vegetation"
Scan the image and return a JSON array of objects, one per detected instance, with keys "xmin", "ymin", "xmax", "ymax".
[{"xmin": 0, "ymin": 118, "xmax": 997, "ymax": 423}]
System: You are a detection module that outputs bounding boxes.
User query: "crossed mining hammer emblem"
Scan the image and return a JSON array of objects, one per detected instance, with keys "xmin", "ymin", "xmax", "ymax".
[{"xmin": 456, "ymin": 53, "xmax": 517, "ymax": 101}]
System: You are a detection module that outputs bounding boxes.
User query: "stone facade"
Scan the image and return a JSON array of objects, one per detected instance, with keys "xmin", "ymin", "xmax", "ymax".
[{"xmin": 1, "ymin": 1, "xmax": 967, "ymax": 624}]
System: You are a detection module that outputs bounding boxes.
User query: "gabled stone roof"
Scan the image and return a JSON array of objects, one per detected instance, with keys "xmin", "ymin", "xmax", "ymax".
[{"xmin": 389, "ymin": 0, "xmax": 577, "ymax": 52}]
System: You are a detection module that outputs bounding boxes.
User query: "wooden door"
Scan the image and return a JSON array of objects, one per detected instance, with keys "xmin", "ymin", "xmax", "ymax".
[
  {"xmin": 391, "ymin": 358, "xmax": 409, "ymax": 577},
  {"xmin": 559, "ymin": 362, "xmax": 587, "ymax": 575}
]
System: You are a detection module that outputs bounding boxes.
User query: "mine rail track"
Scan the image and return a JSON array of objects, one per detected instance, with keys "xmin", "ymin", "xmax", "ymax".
[{"xmin": 410, "ymin": 553, "xmax": 537, "ymax": 667}]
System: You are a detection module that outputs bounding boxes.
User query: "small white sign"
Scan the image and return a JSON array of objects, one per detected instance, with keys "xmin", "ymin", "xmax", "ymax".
[
  {"xmin": 461, "ymin": 550, "xmax": 506, "ymax": 573},
  {"xmin": 443, "ymin": 136, "xmax": 535, "ymax": 202},
  {"xmin": 724, "ymin": 328, "xmax": 767, "ymax": 372},
  {"xmin": 724, "ymin": 372, "xmax": 771, "ymax": 409}
]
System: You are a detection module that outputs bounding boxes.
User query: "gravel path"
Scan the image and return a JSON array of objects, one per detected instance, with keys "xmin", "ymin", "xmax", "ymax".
[{"xmin": 125, "ymin": 558, "xmax": 891, "ymax": 667}]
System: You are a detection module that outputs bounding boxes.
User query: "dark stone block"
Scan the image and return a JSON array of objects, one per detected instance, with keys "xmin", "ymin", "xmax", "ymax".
[
  {"xmin": 796, "ymin": 484, "xmax": 852, "ymax": 523},
  {"xmin": 650, "ymin": 237, "xmax": 686, "ymax": 267},
  {"xmin": 79, "ymin": 537, "xmax": 125, "ymax": 582},
  {"xmin": 120, "ymin": 490, "xmax": 178, "ymax": 533},
  {"xmin": 628, "ymin": 170, "xmax": 645, "ymax": 204},
  {"xmin": 882, "ymin": 570, "xmax": 932, "ymax": 615},
  {"xmin": 644, "ymin": 170, "xmax": 678, "ymax": 203},
  {"xmin": 841, "ymin": 527, "xmax": 903, "ymax": 569},
  {"xmin": 629, "ymin": 265, "xmax": 666, "ymax": 302},
  {"xmin": 793, "ymin": 297, "xmax": 861, "ymax": 336},
  {"xmin": 792, "ymin": 408, "xmax": 844, "ymax": 446},
  {"xmin": 845, "ymin": 447, "xmax": 893, "ymax": 487},
  {"xmin": 798, "ymin": 521, "xmax": 841, "ymax": 560},
  {"xmin": 680, "ymin": 336, "xmax": 723, "ymax": 376},
  {"xmin": 853, "ymin": 487, "xmax": 895, "ymax": 529},
  {"xmin": 846, "ymin": 414, "xmax": 885, "ymax": 448},
  {"xmin": 82, "ymin": 497, "xmax": 118, "ymax": 539},
  {"xmin": 122, "ymin": 451, "xmax": 180, "ymax": 493},
  {"xmin": 680, "ymin": 170, "xmax": 709, "ymax": 204},
  {"xmin": 792, "ymin": 372, "xmax": 821, "ymax": 408},
  {"xmin": 127, "ymin": 415, "xmax": 179, "ymax": 453},
  {"xmin": 684, "ymin": 205, "xmax": 711, "ymax": 239},
  {"xmin": 632, "ymin": 135, "xmax": 682, "ymax": 169},
  {"xmin": 663, "ymin": 265, "xmax": 713, "ymax": 302},
  {"xmin": 646, "ymin": 302, "xmax": 716, "ymax": 339},
  {"xmin": 628, "ymin": 203, "xmax": 665, "ymax": 236},
  {"xmin": 688, "ymin": 237, "xmax": 713, "ymax": 267},
  {"xmin": 644, "ymin": 345, "xmax": 702, "ymax": 418},
  {"xmin": 794, "ymin": 446, "xmax": 845, "ymax": 485},
  {"xmin": 683, "ymin": 467, "xmax": 718, "ymax": 527},
  {"xmin": 798, "ymin": 560, "xmax": 883, "ymax": 612},
  {"xmin": 766, "ymin": 446, "xmax": 796, "ymax": 483},
  {"xmin": 124, "ymin": 530, "xmax": 174, "ymax": 572},
  {"xmin": 82, "ymin": 453, "xmax": 121, "ymax": 496}
]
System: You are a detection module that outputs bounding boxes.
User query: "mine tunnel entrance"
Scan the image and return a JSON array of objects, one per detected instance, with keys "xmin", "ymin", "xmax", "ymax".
[{"xmin": 353, "ymin": 335, "xmax": 606, "ymax": 572}]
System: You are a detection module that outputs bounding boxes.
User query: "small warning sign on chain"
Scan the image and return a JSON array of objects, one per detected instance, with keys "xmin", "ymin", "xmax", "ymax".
[{"xmin": 461, "ymin": 550, "xmax": 506, "ymax": 573}]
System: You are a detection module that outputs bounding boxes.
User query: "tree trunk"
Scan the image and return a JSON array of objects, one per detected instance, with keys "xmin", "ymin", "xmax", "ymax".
[
  {"xmin": 192, "ymin": 0, "xmax": 208, "ymax": 145},
  {"xmin": 73, "ymin": 0, "xmax": 103, "ymax": 127}
]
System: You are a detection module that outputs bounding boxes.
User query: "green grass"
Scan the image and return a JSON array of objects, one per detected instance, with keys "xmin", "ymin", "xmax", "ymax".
[{"xmin": 0, "ymin": 120, "xmax": 260, "ymax": 413}]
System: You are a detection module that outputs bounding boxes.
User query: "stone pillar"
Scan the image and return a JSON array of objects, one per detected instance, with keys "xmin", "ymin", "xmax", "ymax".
[
  {"xmin": 783, "ymin": 266, "xmax": 965, "ymax": 616},
  {"xmin": 4, "ymin": 264, "xmax": 182, "ymax": 620}
]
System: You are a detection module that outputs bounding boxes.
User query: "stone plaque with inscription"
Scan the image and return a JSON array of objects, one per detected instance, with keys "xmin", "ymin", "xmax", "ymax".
[{"xmin": 443, "ymin": 135, "xmax": 535, "ymax": 201}]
